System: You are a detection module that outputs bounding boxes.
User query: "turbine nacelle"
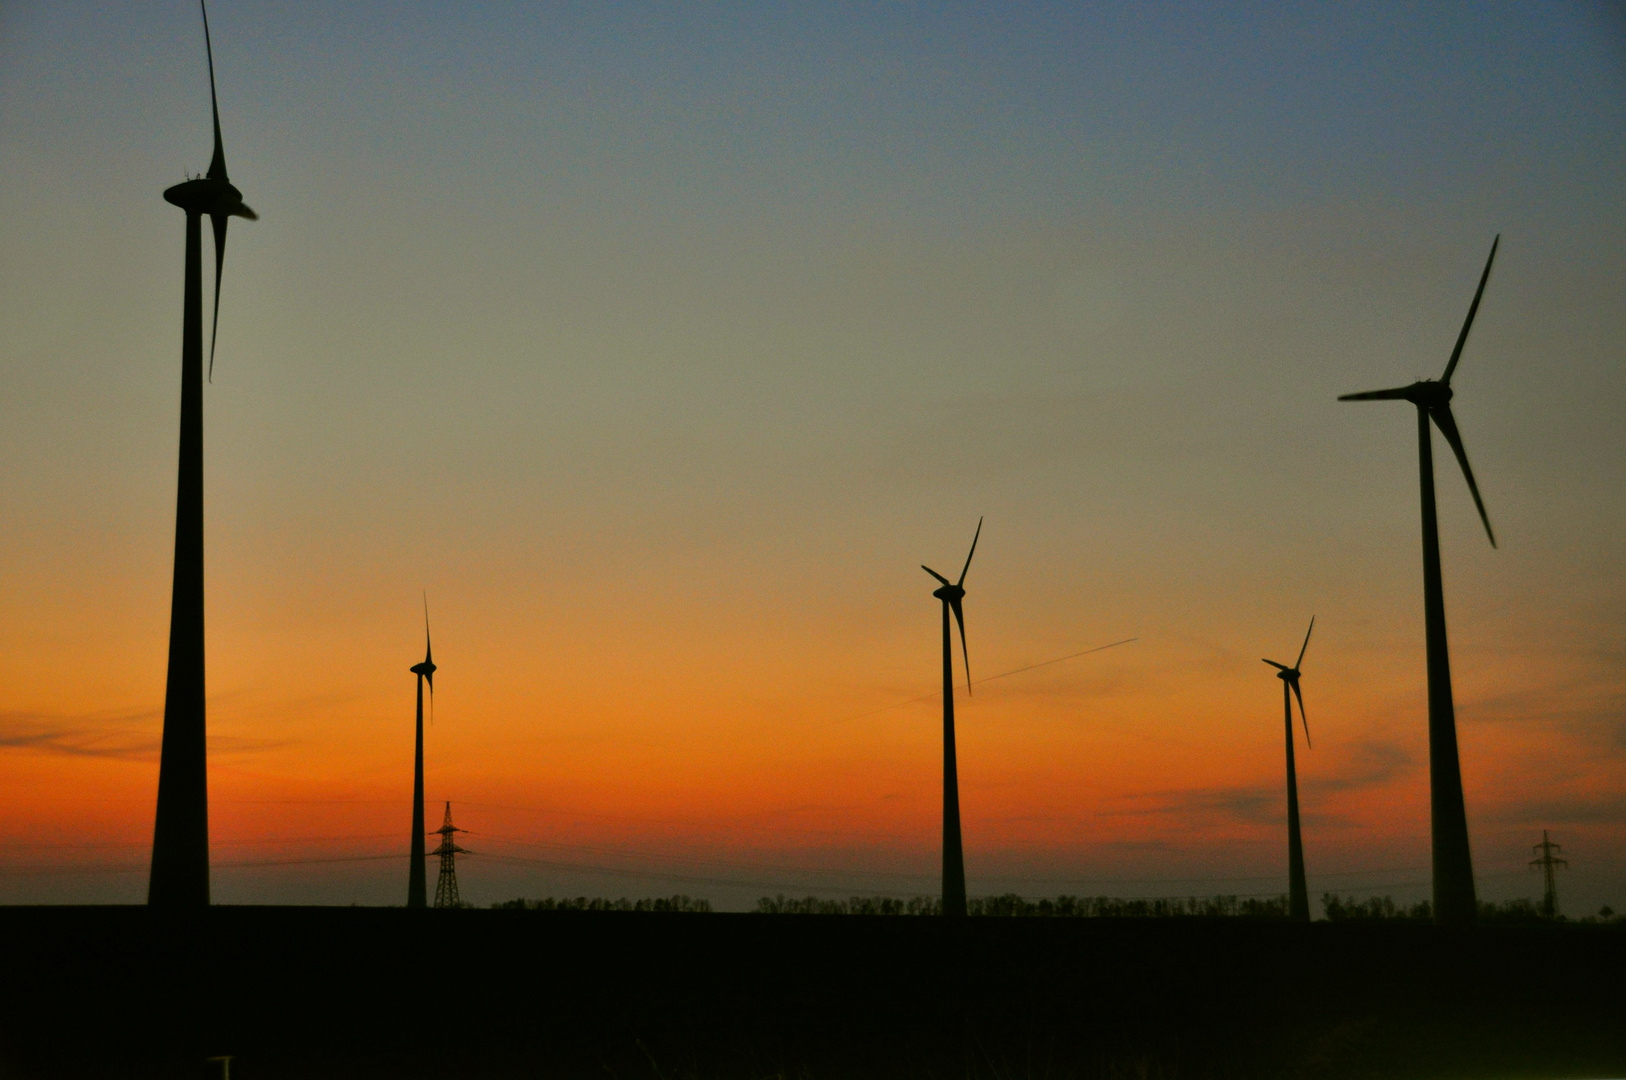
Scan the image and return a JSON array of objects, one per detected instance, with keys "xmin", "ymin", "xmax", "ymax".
[
  {"xmin": 167, "ymin": 0, "xmax": 257, "ymax": 381},
  {"xmin": 1264, "ymin": 662, "xmax": 1301, "ymax": 683},
  {"xmin": 1263, "ymin": 616, "xmax": 1314, "ymax": 748},
  {"xmin": 922, "ymin": 516, "xmax": 982, "ymax": 693},
  {"xmin": 1339, "ymin": 236, "xmax": 1501, "ymax": 549},
  {"xmin": 413, "ymin": 594, "xmax": 436, "ymax": 689},
  {"xmin": 1339, "ymin": 379, "xmax": 1453, "ymax": 408},
  {"xmin": 162, "ymin": 176, "xmax": 256, "ymax": 220}
]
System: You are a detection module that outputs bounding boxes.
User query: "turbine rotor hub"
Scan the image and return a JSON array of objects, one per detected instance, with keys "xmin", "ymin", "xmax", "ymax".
[
  {"xmin": 933, "ymin": 584, "xmax": 964, "ymax": 602},
  {"xmin": 163, "ymin": 175, "xmax": 248, "ymax": 215},
  {"xmin": 1404, "ymin": 379, "xmax": 1452, "ymax": 407}
]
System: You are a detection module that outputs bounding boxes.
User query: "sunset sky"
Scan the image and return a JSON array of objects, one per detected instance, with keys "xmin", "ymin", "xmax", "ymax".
[{"xmin": 1, "ymin": 2, "xmax": 1622, "ymax": 913}]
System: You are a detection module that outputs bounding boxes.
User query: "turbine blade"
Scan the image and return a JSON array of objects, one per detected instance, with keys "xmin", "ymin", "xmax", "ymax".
[
  {"xmin": 1262, "ymin": 659, "xmax": 1288, "ymax": 671},
  {"xmin": 201, "ymin": 0, "xmax": 228, "ymax": 182},
  {"xmin": 956, "ymin": 516, "xmax": 983, "ymax": 587},
  {"xmin": 1428, "ymin": 404, "xmax": 1496, "ymax": 547},
  {"xmin": 949, "ymin": 597, "xmax": 971, "ymax": 694},
  {"xmin": 423, "ymin": 592, "xmax": 433, "ymax": 666},
  {"xmin": 1338, "ymin": 387, "xmax": 1412, "ymax": 402},
  {"xmin": 1442, "ymin": 235, "xmax": 1499, "ymax": 386},
  {"xmin": 1295, "ymin": 615, "xmax": 1315, "ymax": 670},
  {"xmin": 208, "ymin": 212, "xmax": 227, "ymax": 380},
  {"xmin": 922, "ymin": 565, "xmax": 951, "ymax": 587},
  {"xmin": 1290, "ymin": 678, "xmax": 1310, "ymax": 749}
]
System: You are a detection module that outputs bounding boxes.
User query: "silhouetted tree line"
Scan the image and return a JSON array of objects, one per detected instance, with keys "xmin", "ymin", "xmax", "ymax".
[
  {"xmin": 755, "ymin": 895, "xmax": 940, "ymax": 915},
  {"xmin": 1320, "ymin": 894, "xmax": 1433, "ymax": 920},
  {"xmin": 1319, "ymin": 894, "xmax": 1617, "ymax": 922},
  {"xmin": 754, "ymin": 894, "xmax": 1293, "ymax": 917},
  {"xmin": 484, "ymin": 892, "xmax": 1618, "ymax": 921},
  {"xmin": 491, "ymin": 895, "xmax": 713, "ymax": 912}
]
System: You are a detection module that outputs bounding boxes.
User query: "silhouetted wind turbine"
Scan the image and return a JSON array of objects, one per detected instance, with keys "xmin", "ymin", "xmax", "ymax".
[
  {"xmin": 148, "ymin": 0, "xmax": 257, "ymax": 908},
  {"xmin": 1262, "ymin": 617, "xmax": 1315, "ymax": 923},
  {"xmin": 408, "ymin": 600, "xmax": 437, "ymax": 909},
  {"xmin": 922, "ymin": 517, "xmax": 981, "ymax": 917},
  {"xmin": 1339, "ymin": 236, "xmax": 1500, "ymax": 928}
]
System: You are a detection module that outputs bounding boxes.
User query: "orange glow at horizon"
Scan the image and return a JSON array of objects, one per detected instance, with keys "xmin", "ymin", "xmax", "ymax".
[{"xmin": 6, "ymin": 531, "xmax": 1621, "ymax": 910}]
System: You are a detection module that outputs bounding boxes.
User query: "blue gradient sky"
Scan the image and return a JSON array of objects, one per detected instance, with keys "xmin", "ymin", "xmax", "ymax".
[{"xmin": 1, "ymin": 2, "xmax": 1623, "ymax": 912}]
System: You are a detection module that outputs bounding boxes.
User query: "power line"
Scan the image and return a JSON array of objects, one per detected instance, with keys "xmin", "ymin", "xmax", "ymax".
[
  {"xmin": 0, "ymin": 829, "xmax": 1552, "ymax": 888},
  {"xmin": 0, "ymin": 852, "xmax": 407, "ymax": 875},
  {"xmin": 0, "ymin": 832, "xmax": 401, "ymax": 853},
  {"xmin": 472, "ymin": 831, "xmax": 933, "ymax": 881},
  {"xmin": 219, "ymin": 852, "xmax": 405, "ymax": 870},
  {"xmin": 466, "ymin": 832, "xmax": 1472, "ymax": 889},
  {"xmin": 478, "ymin": 851, "xmax": 884, "ymax": 895},
  {"xmin": 0, "ymin": 852, "xmax": 1561, "ymax": 916}
]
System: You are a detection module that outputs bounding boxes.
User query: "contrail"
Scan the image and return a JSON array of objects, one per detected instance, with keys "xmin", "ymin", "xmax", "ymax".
[
  {"xmin": 855, "ymin": 637, "xmax": 1137, "ymax": 719},
  {"xmin": 971, "ymin": 637, "xmax": 1138, "ymax": 688}
]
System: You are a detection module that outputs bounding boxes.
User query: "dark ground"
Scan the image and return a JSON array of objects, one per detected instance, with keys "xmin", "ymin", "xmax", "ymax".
[{"xmin": 1, "ymin": 907, "xmax": 1621, "ymax": 1079}]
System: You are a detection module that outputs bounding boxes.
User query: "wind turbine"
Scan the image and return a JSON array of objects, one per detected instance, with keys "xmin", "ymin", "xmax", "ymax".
[
  {"xmin": 1262, "ymin": 617, "xmax": 1315, "ymax": 923},
  {"xmin": 922, "ymin": 517, "xmax": 981, "ymax": 917},
  {"xmin": 408, "ymin": 600, "xmax": 437, "ymax": 909},
  {"xmin": 1339, "ymin": 236, "xmax": 1500, "ymax": 927},
  {"xmin": 148, "ymin": 0, "xmax": 258, "ymax": 908}
]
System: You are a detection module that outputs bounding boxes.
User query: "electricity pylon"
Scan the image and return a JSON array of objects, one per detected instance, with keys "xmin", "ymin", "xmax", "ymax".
[
  {"xmin": 430, "ymin": 802, "xmax": 470, "ymax": 909},
  {"xmin": 1529, "ymin": 829, "xmax": 1567, "ymax": 918}
]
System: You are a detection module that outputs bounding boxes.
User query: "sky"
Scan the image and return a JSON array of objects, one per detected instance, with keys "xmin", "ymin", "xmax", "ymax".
[{"xmin": 1, "ymin": 1, "xmax": 1623, "ymax": 914}]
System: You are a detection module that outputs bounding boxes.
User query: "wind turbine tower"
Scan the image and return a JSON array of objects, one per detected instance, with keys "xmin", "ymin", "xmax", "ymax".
[
  {"xmin": 148, "ymin": 0, "xmax": 257, "ymax": 908},
  {"xmin": 1262, "ymin": 617, "xmax": 1316, "ymax": 922},
  {"xmin": 922, "ymin": 518, "xmax": 981, "ymax": 918},
  {"xmin": 1339, "ymin": 236, "xmax": 1501, "ymax": 927},
  {"xmin": 408, "ymin": 602, "xmax": 436, "ymax": 908}
]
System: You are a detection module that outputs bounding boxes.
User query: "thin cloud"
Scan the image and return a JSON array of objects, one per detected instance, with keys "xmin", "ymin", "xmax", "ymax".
[
  {"xmin": 1107, "ymin": 785, "xmax": 1278, "ymax": 826},
  {"xmin": 1460, "ymin": 666, "xmax": 1626, "ymax": 753},
  {"xmin": 0, "ymin": 708, "xmax": 291, "ymax": 761},
  {"xmin": 1484, "ymin": 794, "xmax": 1626, "ymax": 827},
  {"xmin": 1309, "ymin": 739, "xmax": 1416, "ymax": 795},
  {"xmin": 1093, "ymin": 838, "xmax": 1182, "ymax": 855},
  {"xmin": 0, "ymin": 709, "xmax": 161, "ymax": 761},
  {"xmin": 1105, "ymin": 741, "xmax": 1414, "ymax": 830}
]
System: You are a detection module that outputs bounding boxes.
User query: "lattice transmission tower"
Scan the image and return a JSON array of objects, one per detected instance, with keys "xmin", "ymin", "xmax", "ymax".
[
  {"xmin": 1529, "ymin": 829, "xmax": 1568, "ymax": 918},
  {"xmin": 430, "ymin": 801, "xmax": 471, "ymax": 908}
]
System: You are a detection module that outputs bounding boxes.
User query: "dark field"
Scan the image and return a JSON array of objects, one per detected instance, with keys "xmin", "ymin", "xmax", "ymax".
[{"xmin": 2, "ymin": 907, "xmax": 1621, "ymax": 1079}]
